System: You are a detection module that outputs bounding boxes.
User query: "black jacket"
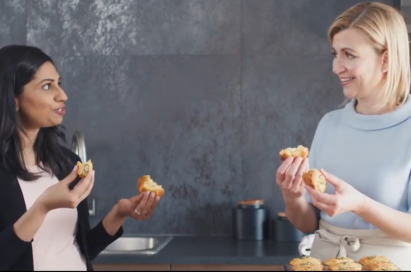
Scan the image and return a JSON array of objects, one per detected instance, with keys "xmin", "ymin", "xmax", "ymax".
[{"xmin": 0, "ymin": 145, "xmax": 123, "ymax": 271}]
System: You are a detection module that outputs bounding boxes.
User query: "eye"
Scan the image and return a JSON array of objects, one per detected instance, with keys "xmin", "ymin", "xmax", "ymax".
[
  {"xmin": 331, "ymin": 51, "xmax": 337, "ymax": 57},
  {"xmin": 42, "ymin": 83, "xmax": 52, "ymax": 91},
  {"xmin": 345, "ymin": 52, "xmax": 356, "ymax": 59}
]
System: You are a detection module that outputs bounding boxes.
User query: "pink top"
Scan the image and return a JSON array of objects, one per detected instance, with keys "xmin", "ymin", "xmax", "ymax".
[{"xmin": 17, "ymin": 165, "xmax": 87, "ymax": 271}]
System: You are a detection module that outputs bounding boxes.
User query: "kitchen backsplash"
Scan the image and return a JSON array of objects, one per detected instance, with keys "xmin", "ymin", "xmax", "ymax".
[{"xmin": 0, "ymin": 0, "xmax": 398, "ymax": 235}]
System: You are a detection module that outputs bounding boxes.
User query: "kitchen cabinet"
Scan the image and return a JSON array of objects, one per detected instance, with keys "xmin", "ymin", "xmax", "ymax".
[
  {"xmin": 170, "ymin": 264, "xmax": 285, "ymax": 271},
  {"xmin": 92, "ymin": 264, "xmax": 170, "ymax": 271}
]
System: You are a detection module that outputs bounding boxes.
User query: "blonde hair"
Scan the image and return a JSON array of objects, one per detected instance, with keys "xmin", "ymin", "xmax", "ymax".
[{"xmin": 328, "ymin": 2, "xmax": 410, "ymax": 111}]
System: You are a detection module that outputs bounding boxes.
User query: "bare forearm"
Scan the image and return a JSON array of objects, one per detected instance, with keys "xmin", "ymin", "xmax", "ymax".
[
  {"xmin": 102, "ymin": 204, "xmax": 127, "ymax": 236},
  {"xmin": 13, "ymin": 202, "xmax": 48, "ymax": 242},
  {"xmin": 354, "ymin": 196, "xmax": 411, "ymax": 243},
  {"xmin": 284, "ymin": 196, "xmax": 319, "ymax": 234}
]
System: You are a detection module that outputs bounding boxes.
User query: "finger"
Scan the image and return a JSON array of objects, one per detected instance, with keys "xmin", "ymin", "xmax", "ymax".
[
  {"xmin": 291, "ymin": 158, "xmax": 308, "ymax": 193},
  {"xmin": 134, "ymin": 191, "xmax": 149, "ymax": 215},
  {"xmin": 142, "ymin": 193, "xmax": 156, "ymax": 217},
  {"xmin": 146, "ymin": 196, "xmax": 160, "ymax": 219},
  {"xmin": 130, "ymin": 194, "xmax": 144, "ymax": 208},
  {"xmin": 276, "ymin": 157, "xmax": 294, "ymax": 186},
  {"xmin": 305, "ymin": 185, "xmax": 335, "ymax": 206},
  {"xmin": 284, "ymin": 157, "xmax": 303, "ymax": 190},
  {"xmin": 311, "ymin": 197, "xmax": 330, "ymax": 212},
  {"xmin": 72, "ymin": 170, "xmax": 94, "ymax": 197},
  {"xmin": 320, "ymin": 169, "xmax": 342, "ymax": 190},
  {"xmin": 62, "ymin": 165, "xmax": 79, "ymax": 185}
]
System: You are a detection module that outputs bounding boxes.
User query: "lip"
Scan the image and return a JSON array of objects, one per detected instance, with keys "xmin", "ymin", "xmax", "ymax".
[{"xmin": 53, "ymin": 107, "xmax": 65, "ymax": 116}]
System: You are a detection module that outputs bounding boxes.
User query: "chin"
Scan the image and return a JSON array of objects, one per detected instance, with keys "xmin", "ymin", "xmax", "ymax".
[
  {"xmin": 342, "ymin": 88, "xmax": 357, "ymax": 99},
  {"xmin": 49, "ymin": 119, "xmax": 64, "ymax": 127}
]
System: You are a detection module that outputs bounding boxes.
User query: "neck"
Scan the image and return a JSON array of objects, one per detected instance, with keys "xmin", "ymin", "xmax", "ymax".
[
  {"xmin": 19, "ymin": 128, "xmax": 40, "ymax": 167},
  {"xmin": 355, "ymin": 95, "xmax": 395, "ymax": 115}
]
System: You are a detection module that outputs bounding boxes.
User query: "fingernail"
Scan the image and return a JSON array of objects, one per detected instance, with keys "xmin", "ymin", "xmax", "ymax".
[
  {"xmin": 73, "ymin": 165, "xmax": 77, "ymax": 171},
  {"xmin": 145, "ymin": 191, "xmax": 149, "ymax": 196},
  {"xmin": 156, "ymin": 196, "xmax": 160, "ymax": 201}
]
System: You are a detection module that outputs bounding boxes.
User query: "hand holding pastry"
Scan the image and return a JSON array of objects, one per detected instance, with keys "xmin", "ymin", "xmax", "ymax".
[
  {"xmin": 276, "ymin": 156, "xmax": 309, "ymax": 199},
  {"xmin": 305, "ymin": 169, "xmax": 366, "ymax": 217},
  {"xmin": 115, "ymin": 192, "xmax": 160, "ymax": 221},
  {"xmin": 35, "ymin": 165, "xmax": 95, "ymax": 212}
]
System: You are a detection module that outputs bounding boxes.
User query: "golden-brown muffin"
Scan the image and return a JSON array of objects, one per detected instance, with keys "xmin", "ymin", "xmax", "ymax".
[
  {"xmin": 137, "ymin": 175, "xmax": 165, "ymax": 197},
  {"xmin": 292, "ymin": 264, "xmax": 324, "ymax": 271},
  {"xmin": 76, "ymin": 160, "xmax": 93, "ymax": 178},
  {"xmin": 289, "ymin": 256, "xmax": 322, "ymax": 266},
  {"xmin": 365, "ymin": 261, "xmax": 400, "ymax": 271},
  {"xmin": 328, "ymin": 262, "xmax": 362, "ymax": 271},
  {"xmin": 279, "ymin": 145, "xmax": 309, "ymax": 161},
  {"xmin": 359, "ymin": 256, "xmax": 390, "ymax": 266},
  {"xmin": 302, "ymin": 169, "xmax": 327, "ymax": 193},
  {"xmin": 324, "ymin": 257, "xmax": 355, "ymax": 266}
]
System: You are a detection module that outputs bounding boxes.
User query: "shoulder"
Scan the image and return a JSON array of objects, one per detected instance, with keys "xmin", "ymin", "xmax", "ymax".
[{"xmin": 316, "ymin": 108, "xmax": 344, "ymax": 131}]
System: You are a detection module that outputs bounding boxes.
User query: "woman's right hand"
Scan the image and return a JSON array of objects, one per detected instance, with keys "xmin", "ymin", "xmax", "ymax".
[
  {"xmin": 276, "ymin": 156, "xmax": 308, "ymax": 199},
  {"xmin": 35, "ymin": 165, "xmax": 95, "ymax": 213}
]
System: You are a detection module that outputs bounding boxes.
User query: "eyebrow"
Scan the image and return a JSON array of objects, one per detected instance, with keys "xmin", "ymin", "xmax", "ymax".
[
  {"xmin": 38, "ymin": 77, "xmax": 61, "ymax": 84},
  {"xmin": 332, "ymin": 47, "xmax": 357, "ymax": 54}
]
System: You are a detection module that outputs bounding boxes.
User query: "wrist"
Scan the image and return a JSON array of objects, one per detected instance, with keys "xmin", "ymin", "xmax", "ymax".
[
  {"xmin": 353, "ymin": 193, "xmax": 370, "ymax": 215},
  {"xmin": 113, "ymin": 202, "xmax": 128, "ymax": 220},
  {"xmin": 32, "ymin": 200, "xmax": 50, "ymax": 215},
  {"xmin": 283, "ymin": 193, "xmax": 306, "ymax": 207}
]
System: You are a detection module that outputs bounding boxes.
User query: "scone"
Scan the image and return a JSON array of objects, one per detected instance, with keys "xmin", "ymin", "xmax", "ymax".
[
  {"xmin": 289, "ymin": 256, "xmax": 322, "ymax": 266},
  {"xmin": 302, "ymin": 169, "xmax": 327, "ymax": 193},
  {"xmin": 292, "ymin": 264, "xmax": 324, "ymax": 271},
  {"xmin": 328, "ymin": 262, "xmax": 362, "ymax": 271},
  {"xmin": 137, "ymin": 175, "xmax": 165, "ymax": 197},
  {"xmin": 365, "ymin": 261, "xmax": 400, "ymax": 271},
  {"xmin": 324, "ymin": 257, "xmax": 355, "ymax": 266},
  {"xmin": 359, "ymin": 255, "xmax": 391, "ymax": 266},
  {"xmin": 76, "ymin": 160, "xmax": 93, "ymax": 178},
  {"xmin": 279, "ymin": 145, "xmax": 309, "ymax": 161}
]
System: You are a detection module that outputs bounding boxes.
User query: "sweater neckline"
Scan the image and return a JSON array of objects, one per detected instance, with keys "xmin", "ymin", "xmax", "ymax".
[{"xmin": 342, "ymin": 94, "xmax": 411, "ymax": 130}]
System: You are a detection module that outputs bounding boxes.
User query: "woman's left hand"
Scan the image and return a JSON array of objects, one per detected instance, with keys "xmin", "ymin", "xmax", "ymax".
[
  {"xmin": 116, "ymin": 192, "xmax": 160, "ymax": 221},
  {"xmin": 305, "ymin": 169, "xmax": 366, "ymax": 217}
]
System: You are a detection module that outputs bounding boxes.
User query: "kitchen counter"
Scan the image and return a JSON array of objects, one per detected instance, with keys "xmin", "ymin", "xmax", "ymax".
[{"xmin": 94, "ymin": 236, "xmax": 300, "ymax": 265}]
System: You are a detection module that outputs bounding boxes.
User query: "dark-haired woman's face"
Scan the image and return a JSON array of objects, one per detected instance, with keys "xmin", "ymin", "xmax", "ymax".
[{"xmin": 15, "ymin": 61, "xmax": 67, "ymax": 130}]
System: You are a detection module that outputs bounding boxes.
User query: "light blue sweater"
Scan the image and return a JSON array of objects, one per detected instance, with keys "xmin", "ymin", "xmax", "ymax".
[{"xmin": 306, "ymin": 95, "xmax": 411, "ymax": 229}]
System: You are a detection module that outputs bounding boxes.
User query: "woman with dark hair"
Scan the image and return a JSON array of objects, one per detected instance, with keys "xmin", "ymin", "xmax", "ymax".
[{"xmin": 0, "ymin": 44, "xmax": 160, "ymax": 271}]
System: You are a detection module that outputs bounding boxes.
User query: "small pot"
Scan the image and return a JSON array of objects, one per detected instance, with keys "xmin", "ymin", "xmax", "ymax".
[
  {"xmin": 272, "ymin": 211, "xmax": 305, "ymax": 242},
  {"xmin": 232, "ymin": 199, "xmax": 270, "ymax": 241}
]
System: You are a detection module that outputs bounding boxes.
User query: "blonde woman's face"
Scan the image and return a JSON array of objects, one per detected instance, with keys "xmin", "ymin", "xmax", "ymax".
[{"xmin": 331, "ymin": 28, "xmax": 387, "ymax": 100}]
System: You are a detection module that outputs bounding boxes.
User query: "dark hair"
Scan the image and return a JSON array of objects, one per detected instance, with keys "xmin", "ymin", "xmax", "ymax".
[{"xmin": 0, "ymin": 44, "xmax": 71, "ymax": 181}]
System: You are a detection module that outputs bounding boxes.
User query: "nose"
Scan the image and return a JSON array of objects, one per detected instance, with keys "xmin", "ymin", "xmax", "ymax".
[
  {"xmin": 332, "ymin": 58, "xmax": 346, "ymax": 75},
  {"xmin": 55, "ymin": 86, "xmax": 68, "ymax": 102}
]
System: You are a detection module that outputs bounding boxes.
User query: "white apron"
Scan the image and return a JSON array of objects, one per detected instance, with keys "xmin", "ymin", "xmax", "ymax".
[{"xmin": 310, "ymin": 220, "xmax": 411, "ymax": 270}]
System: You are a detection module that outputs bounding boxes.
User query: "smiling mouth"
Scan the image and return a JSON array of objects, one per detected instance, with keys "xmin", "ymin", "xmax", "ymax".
[
  {"xmin": 54, "ymin": 108, "xmax": 65, "ymax": 115},
  {"xmin": 341, "ymin": 77, "xmax": 355, "ymax": 82}
]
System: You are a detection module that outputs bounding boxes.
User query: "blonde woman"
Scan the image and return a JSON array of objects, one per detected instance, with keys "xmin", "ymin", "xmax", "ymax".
[{"xmin": 276, "ymin": 2, "xmax": 411, "ymax": 269}]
